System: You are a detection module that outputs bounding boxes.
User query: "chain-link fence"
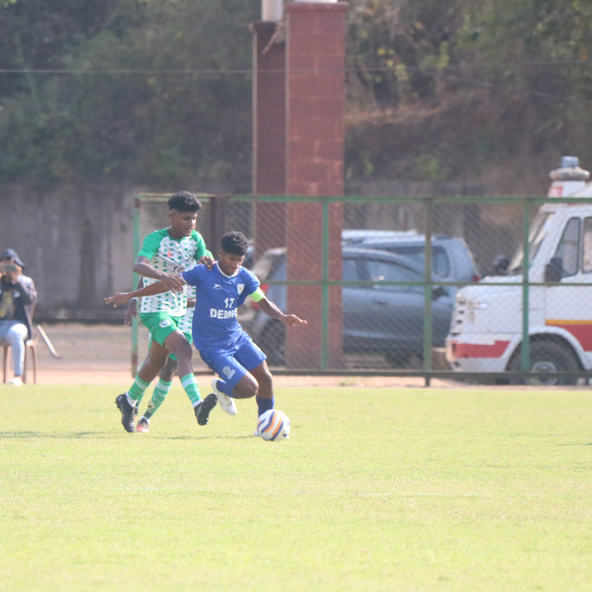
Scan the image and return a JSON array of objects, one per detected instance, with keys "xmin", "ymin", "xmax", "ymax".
[{"xmin": 134, "ymin": 193, "xmax": 592, "ymax": 385}]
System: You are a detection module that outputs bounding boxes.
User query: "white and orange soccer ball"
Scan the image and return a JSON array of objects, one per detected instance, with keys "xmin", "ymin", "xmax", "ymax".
[{"xmin": 256, "ymin": 409, "xmax": 290, "ymax": 441}]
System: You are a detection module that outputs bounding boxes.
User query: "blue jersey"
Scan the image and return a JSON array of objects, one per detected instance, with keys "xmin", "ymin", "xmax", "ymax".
[{"xmin": 182, "ymin": 263, "xmax": 260, "ymax": 350}]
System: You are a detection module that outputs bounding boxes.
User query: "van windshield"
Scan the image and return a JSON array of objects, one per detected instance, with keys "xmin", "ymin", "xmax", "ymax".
[{"xmin": 508, "ymin": 212, "xmax": 554, "ymax": 274}]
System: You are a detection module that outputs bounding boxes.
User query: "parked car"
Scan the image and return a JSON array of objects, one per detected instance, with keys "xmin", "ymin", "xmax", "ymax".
[
  {"xmin": 242, "ymin": 247, "xmax": 454, "ymax": 366},
  {"xmin": 342, "ymin": 231, "xmax": 481, "ymax": 285}
]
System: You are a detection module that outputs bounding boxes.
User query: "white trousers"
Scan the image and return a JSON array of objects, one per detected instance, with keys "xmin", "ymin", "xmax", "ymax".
[{"xmin": 0, "ymin": 321, "xmax": 28, "ymax": 376}]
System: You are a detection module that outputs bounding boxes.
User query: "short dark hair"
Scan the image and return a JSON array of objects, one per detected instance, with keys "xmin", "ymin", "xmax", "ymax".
[
  {"xmin": 221, "ymin": 232, "xmax": 249, "ymax": 256},
  {"xmin": 168, "ymin": 191, "xmax": 202, "ymax": 213}
]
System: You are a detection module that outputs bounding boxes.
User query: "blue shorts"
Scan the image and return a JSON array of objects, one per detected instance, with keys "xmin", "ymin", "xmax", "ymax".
[{"xmin": 199, "ymin": 333, "xmax": 267, "ymax": 390}]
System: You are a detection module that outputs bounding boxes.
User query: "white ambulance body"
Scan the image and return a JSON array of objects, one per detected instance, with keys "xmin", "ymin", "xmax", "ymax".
[{"xmin": 446, "ymin": 157, "xmax": 592, "ymax": 383}]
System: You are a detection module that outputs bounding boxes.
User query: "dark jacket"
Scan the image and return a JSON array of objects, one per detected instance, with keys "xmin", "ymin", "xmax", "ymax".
[{"xmin": 0, "ymin": 274, "xmax": 37, "ymax": 340}]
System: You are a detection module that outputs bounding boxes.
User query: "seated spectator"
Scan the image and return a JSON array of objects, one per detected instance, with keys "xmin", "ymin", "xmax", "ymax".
[{"xmin": 0, "ymin": 249, "xmax": 37, "ymax": 386}]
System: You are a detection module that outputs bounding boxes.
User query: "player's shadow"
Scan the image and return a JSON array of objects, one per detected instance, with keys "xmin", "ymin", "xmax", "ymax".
[
  {"xmin": 0, "ymin": 431, "xmax": 256, "ymax": 440},
  {"xmin": 0, "ymin": 431, "xmax": 115, "ymax": 439},
  {"xmin": 152, "ymin": 434, "xmax": 256, "ymax": 440}
]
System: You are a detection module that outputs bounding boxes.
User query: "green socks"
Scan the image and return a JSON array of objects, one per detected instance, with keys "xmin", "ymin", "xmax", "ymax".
[
  {"xmin": 128, "ymin": 374, "xmax": 201, "ymax": 422},
  {"xmin": 143, "ymin": 379, "xmax": 173, "ymax": 421},
  {"xmin": 126, "ymin": 375, "xmax": 150, "ymax": 406},
  {"xmin": 180, "ymin": 374, "xmax": 202, "ymax": 407}
]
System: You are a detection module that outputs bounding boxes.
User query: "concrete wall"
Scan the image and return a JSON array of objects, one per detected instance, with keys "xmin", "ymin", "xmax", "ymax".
[
  {"xmin": 0, "ymin": 183, "xmax": 138, "ymax": 320},
  {"xmin": 0, "ymin": 178, "xmax": 527, "ymax": 320}
]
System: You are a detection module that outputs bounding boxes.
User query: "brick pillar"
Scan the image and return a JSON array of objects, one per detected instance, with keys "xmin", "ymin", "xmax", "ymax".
[
  {"xmin": 284, "ymin": 2, "xmax": 349, "ymax": 369},
  {"xmin": 251, "ymin": 22, "xmax": 287, "ymax": 259}
]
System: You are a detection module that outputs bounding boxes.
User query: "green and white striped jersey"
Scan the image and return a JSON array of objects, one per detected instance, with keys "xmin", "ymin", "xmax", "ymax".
[{"xmin": 137, "ymin": 229, "xmax": 209, "ymax": 316}]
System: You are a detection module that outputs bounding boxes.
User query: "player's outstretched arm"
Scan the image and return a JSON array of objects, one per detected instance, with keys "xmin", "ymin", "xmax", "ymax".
[
  {"xmin": 105, "ymin": 280, "xmax": 170, "ymax": 308},
  {"xmin": 124, "ymin": 299, "xmax": 137, "ymax": 325},
  {"xmin": 123, "ymin": 278, "xmax": 143, "ymax": 325},
  {"xmin": 133, "ymin": 256, "xmax": 185, "ymax": 291},
  {"xmin": 256, "ymin": 297, "xmax": 307, "ymax": 327}
]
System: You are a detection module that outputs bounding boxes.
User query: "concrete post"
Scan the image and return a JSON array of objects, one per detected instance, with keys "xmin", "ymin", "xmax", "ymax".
[
  {"xmin": 251, "ymin": 21, "xmax": 287, "ymax": 259},
  {"xmin": 284, "ymin": 2, "xmax": 349, "ymax": 369}
]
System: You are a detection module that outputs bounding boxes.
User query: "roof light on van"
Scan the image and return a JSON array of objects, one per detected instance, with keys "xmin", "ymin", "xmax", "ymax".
[
  {"xmin": 548, "ymin": 156, "xmax": 590, "ymax": 197},
  {"xmin": 549, "ymin": 156, "xmax": 590, "ymax": 181}
]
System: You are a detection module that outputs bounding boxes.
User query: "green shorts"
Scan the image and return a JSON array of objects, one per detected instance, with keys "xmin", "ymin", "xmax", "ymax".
[
  {"xmin": 140, "ymin": 312, "xmax": 193, "ymax": 350},
  {"xmin": 147, "ymin": 330, "xmax": 192, "ymax": 362}
]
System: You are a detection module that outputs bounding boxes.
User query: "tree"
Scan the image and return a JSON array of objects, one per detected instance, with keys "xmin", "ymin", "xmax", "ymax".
[{"xmin": 0, "ymin": 0, "xmax": 258, "ymax": 188}]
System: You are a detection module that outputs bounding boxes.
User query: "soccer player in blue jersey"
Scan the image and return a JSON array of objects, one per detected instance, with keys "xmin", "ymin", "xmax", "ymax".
[{"xmin": 106, "ymin": 231, "xmax": 307, "ymax": 420}]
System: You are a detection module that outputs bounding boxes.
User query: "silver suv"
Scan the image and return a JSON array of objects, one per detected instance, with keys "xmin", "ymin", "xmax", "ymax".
[{"xmin": 341, "ymin": 231, "xmax": 480, "ymax": 285}]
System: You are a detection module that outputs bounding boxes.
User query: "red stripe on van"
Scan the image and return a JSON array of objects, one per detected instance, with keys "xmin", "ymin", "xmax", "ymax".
[
  {"xmin": 451, "ymin": 340, "xmax": 510, "ymax": 359},
  {"xmin": 546, "ymin": 320, "xmax": 592, "ymax": 351}
]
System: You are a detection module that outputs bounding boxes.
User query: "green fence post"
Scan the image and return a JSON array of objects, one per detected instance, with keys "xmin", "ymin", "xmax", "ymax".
[
  {"xmin": 321, "ymin": 199, "xmax": 329, "ymax": 371},
  {"xmin": 521, "ymin": 201, "xmax": 530, "ymax": 374},
  {"xmin": 131, "ymin": 197, "xmax": 140, "ymax": 377},
  {"xmin": 423, "ymin": 199, "xmax": 434, "ymax": 386}
]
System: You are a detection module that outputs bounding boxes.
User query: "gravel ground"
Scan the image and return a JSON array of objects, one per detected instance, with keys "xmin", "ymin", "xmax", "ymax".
[{"xmin": 5, "ymin": 322, "xmax": 460, "ymax": 387}]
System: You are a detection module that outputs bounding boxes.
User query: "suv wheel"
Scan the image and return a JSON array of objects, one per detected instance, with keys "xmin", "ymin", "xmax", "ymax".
[
  {"xmin": 507, "ymin": 341, "xmax": 579, "ymax": 386},
  {"xmin": 259, "ymin": 321, "xmax": 286, "ymax": 366},
  {"xmin": 386, "ymin": 351, "xmax": 411, "ymax": 368}
]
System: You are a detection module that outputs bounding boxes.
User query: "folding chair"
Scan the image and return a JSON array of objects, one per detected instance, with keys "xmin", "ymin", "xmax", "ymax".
[
  {"xmin": 2, "ymin": 329, "xmax": 38, "ymax": 384},
  {"xmin": 2, "ymin": 325, "xmax": 60, "ymax": 384}
]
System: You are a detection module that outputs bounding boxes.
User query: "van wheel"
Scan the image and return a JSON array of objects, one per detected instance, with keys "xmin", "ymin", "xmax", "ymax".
[
  {"xmin": 507, "ymin": 341, "xmax": 579, "ymax": 385},
  {"xmin": 259, "ymin": 321, "xmax": 286, "ymax": 366}
]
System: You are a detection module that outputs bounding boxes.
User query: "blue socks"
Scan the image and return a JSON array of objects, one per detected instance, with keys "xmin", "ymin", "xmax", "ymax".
[{"xmin": 256, "ymin": 396, "xmax": 274, "ymax": 417}]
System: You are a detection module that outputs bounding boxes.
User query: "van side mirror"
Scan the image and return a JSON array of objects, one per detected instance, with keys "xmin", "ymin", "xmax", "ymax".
[
  {"xmin": 493, "ymin": 256, "xmax": 509, "ymax": 276},
  {"xmin": 432, "ymin": 286, "xmax": 448, "ymax": 300},
  {"xmin": 544, "ymin": 257, "xmax": 563, "ymax": 282}
]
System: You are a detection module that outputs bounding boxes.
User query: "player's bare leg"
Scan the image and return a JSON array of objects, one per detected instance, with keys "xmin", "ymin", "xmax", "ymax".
[
  {"xmin": 225, "ymin": 362, "xmax": 272, "ymax": 399},
  {"xmin": 164, "ymin": 331, "xmax": 193, "ymax": 377},
  {"xmin": 226, "ymin": 372, "xmax": 258, "ymax": 399},
  {"xmin": 137, "ymin": 356, "xmax": 177, "ymax": 433},
  {"xmin": 137, "ymin": 341, "xmax": 170, "ymax": 384},
  {"xmin": 250, "ymin": 362, "xmax": 274, "ymax": 416},
  {"xmin": 115, "ymin": 340, "xmax": 169, "ymax": 433},
  {"xmin": 160, "ymin": 357, "xmax": 177, "ymax": 382},
  {"xmin": 164, "ymin": 331, "xmax": 217, "ymax": 425},
  {"xmin": 250, "ymin": 361, "xmax": 273, "ymax": 400},
  {"xmin": 213, "ymin": 361, "xmax": 274, "ymax": 418},
  {"xmin": 210, "ymin": 372, "xmax": 254, "ymax": 417}
]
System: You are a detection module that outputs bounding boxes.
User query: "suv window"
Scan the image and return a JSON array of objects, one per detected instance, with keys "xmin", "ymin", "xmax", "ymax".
[
  {"xmin": 342, "ymin": 257, "xmax": 359, "ymax": 284},
  {"xmin": 555, "ymin": 217, "xmax": 580, "ymax": 277},
  {"xmin": 382, "ymin": 245, "xmax": 450, "ymax": 278},
  {"xmin": 364, "ymin": 258, "xmax": 422, "ymax": 292}
]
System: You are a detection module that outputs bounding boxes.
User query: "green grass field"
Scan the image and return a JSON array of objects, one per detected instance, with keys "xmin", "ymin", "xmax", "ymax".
[{"xmin": 1, "ymin": 385, "xmax": 591, "ymax": 591}]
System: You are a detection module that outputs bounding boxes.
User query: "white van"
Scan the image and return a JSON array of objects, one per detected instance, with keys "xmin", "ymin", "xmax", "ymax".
[{"xmin": 446, "ymin": 157, "xmax": 592, "ymax": 384}]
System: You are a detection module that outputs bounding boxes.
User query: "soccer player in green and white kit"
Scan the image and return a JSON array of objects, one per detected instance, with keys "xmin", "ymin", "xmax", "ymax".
[
  {"xmin": 128, "ymin": 286, "xmax": 197, "ymax": 433},
  {"xmin": 115, "ymin": 191, "xmax": 217, "ymax": 433}
]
